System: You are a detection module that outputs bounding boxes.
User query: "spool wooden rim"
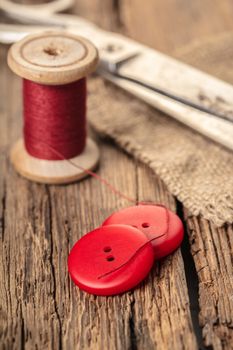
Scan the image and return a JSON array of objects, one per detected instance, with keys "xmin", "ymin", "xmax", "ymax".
[
  {"xmin": 7, "ymin": 31, "xmax": 99, "ymax": 85},
  {"xmin": 11, "ymin": 139, "xmax": 100, "ymax": 184}
]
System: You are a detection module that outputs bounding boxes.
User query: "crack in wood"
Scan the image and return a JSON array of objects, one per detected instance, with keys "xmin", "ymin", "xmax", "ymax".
[
  {"xmin": 186, "ymin": 214, "xmax": 233, "ymax": 349},
  {"xmin": 0, "ymin": 179, "xmax": 6, "ymax": 242},
  {"xmin": 176, "ymin": 200, "xmax": 205, "ymax": 350},
  {"xmin": 46, "ymin": 186, "xmax": 63, "ymax": 350},
  {"xmin": 129, "ymin": 298, "xmax": 137, "ymax": 350},
  {"xmin": 20, "ymin": 306, "xmax": 25, "ymax": 350}
]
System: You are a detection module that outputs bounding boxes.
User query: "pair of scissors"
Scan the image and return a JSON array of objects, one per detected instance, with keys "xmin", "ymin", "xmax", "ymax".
[{"xmin": 1, "ymin": 0, "xmax": 233, "ymax": 151}]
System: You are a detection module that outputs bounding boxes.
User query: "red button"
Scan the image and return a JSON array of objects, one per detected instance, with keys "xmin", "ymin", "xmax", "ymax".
[
  {"xmin": 68, "ymin": 225, "xmax": 154, "ymax": 296},
  {"xmin": 102, "ymin": 205, "xmax": 184, "ymax": 259}
]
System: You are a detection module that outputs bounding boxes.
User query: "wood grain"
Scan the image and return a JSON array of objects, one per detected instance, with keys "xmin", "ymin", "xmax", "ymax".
[
  {"xmin": 1, "ymin": 0, "xmax": 233, "ymax": 349},
  {"xmin": 0, "ymin": 32, "xmax": 196, "ymax": 350},
  {"xmin": 185, "ymin": 214, "xmax": 233, "ymax": 349},
  {"xmin": 117, "ymin": 1, "xmax": 233, "ymax": 348}
]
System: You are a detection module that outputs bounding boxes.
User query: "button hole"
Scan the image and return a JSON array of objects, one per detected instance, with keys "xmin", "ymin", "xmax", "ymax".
[
  {"xmin": 142, "ymin": 222, "xmax": 150, "ymax": 228},
  {"xmin": 103, "ymin": 246, "xmax": 112, "ymax": 253},
  {"xmin": 106, "ymin": 255, "xmax": 115, "ymax": 262}
]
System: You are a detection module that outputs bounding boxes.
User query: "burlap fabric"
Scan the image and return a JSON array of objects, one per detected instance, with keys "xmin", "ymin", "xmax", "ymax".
[{"xmin": 88, "ymin": 32, "xmax": 233, "ymax": 226}]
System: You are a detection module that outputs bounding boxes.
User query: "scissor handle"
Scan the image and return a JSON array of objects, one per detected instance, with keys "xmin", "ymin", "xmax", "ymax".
[
  {"xmin": 1, "ymin": 0, "xmax": 74, "ymax": 19},
  {"xmin": 0, "ymin": 0, "xmax": 97, "ymax": 44}
]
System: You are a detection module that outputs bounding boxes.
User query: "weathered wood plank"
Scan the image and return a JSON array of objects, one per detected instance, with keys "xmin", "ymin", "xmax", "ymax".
[
  {"xmin": 117, "ymin": 1, "xmax": 233, "ymax": 348},
  {"xmin": 2, "ymin": 0, "xmax": 233, "ymax": 349},
  {"xmin": 130, "ymin": 164, "xmax": 197, "ymax": 350},
  {"xmin": 0, "ymin": 60, "xmax": 196, "ymax": 349},
  {"xmin": 186, "ymin": 214, "xmax": 233, "ymax": 349},
  {"xmin": 0, "ymin": 5, "xmax": 197, "ymax": 348},
  {"xmin": 48, "ymin": 154, "xmax": 197, "ymax": 349},
  {"xmin": 0, "ymin": 48, "xmax": 61, "ymax": 350}
]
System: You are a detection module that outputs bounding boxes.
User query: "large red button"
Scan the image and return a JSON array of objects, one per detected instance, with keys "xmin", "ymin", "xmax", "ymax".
[
  {"xmin": 68, "ymin": 225, "xmax": 154, "ymax": 296},
  {"xmin": 102, "ymin": 205, "xmax": 184, "ymax": 259}
]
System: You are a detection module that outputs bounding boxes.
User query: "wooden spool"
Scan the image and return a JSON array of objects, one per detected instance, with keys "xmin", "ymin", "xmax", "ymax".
[{"xmin": 7, "ymin": 31, "xmax": 99, "ymax": 184}]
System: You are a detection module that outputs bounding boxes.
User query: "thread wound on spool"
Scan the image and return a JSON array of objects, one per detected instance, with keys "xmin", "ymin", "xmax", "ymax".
[
  {"xmin": 7, "ymin": 31, "xmax": 99, "ymax": 184},
  {"xmin": 23, "ymin": 78, "xmax": 87, "ymax": 160}
]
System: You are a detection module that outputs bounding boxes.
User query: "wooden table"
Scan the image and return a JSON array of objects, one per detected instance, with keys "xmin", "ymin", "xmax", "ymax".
[{"xmin": 1, "ymin": 1, "xmax": 233, "ymax": 349}]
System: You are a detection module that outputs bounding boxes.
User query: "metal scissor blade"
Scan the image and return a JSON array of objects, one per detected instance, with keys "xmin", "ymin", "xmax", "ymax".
[
  {"xmin": 0, "ymin": 24, "xmax": 61, "ymax": 44},
  {"xmin": 99, "ymin": 68, "xmax": 233, "ymax": 152},
  {"xmin": 108, "ymin": 46, "xmax": 233, "ymax": 126},
  {"xmin": 112, "ymin": 70, "xmax": 233, "ymax": 124}
]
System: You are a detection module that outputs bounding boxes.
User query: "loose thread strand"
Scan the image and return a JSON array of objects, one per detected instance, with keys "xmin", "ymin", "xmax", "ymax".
[
  {"xmin": 25, "ymin": 139, "xmax": 171, "ymax": 279},
  {"xmin": 41, "ymin": 141, "xmax": 136, "ymax": 204}
]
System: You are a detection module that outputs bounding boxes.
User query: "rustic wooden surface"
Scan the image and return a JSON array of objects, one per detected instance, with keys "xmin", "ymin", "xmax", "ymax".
[{"xmin": 1, "ymin": 1, "xmax": 233, "ymax": 349}]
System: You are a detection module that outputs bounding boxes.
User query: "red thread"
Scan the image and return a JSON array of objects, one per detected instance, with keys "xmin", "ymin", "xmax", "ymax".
[{"xmin": 23, "ymin": 78, "xmax": 86, "ymax": 160}]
